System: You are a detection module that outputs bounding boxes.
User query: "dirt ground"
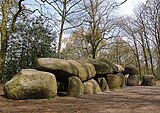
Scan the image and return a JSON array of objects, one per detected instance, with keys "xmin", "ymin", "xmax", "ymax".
[{"xmin": 0, "ymin": 82, "xmax": 160, "ymax": 113}]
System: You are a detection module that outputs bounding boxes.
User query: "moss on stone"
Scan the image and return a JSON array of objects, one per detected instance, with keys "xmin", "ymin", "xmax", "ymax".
[
  {"xmin": 141, "ymin": 75, "xmax": 156, "ymax": 86},
  {"xmin": 67, "ymin": 76, "xmax": 84, "ymax": 97},
  {"xmin": 83, "ymin": 79, "xmax": 102, "ymax": 94},
  {"xmin": 106, "ymin": 74, "xmax": 122, "ymax": 90},
  {"xmin": 4, "ymin": 69, "xmax": 57, "ymax": 99},
  {"xmin": 127, "ymin": 75, "xmax": 139, "ymax": 86}
]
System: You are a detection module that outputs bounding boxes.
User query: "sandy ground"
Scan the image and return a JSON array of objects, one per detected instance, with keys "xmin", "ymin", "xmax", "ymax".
[{"xmin": 0, "ymin": 82, "xmax": 160, "ymax": 113}]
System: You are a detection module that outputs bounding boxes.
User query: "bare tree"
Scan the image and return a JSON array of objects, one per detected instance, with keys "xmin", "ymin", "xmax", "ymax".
[
  {"xmin": 106, "ymin": 37, "xmax": 136, "ymax": 66},
  {"xmin": 119, "ymin": 16, "xmax": 142, "ymax": 77},
  {"xmin": 75, "ymin": 0, "xmax": 123, "ymax": 59},
  {"xmin": 142, "ymin": 0, "xmax": 160, "ymax": 77},
  {"xmin": 133, "ymin": 0, "xmax": 160, "ymax": 77},
  {"xmin": 38, "ymin": 0, "xmax": 82, "ymax": 58},
  {"xmin": 119, "ymin": 0, "xmax": 159, "ymax": 77}
]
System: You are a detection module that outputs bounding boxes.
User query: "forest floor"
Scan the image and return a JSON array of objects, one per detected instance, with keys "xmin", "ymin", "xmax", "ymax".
[{"xmin": 0, "ymin": 81, "xmax": 160, "ymax": 113}]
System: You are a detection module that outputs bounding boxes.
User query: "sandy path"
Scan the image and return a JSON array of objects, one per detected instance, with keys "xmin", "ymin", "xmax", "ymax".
[{"xmin": 0, "ymin": 82, "xmax": 160, "ymax": 113}]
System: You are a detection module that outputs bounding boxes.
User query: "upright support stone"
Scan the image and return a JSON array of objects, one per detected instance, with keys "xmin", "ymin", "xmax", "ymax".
[
  {"xmin": 67, "ymin": 76, "xmax": 84, "ymax": 97},
  {"xmin": 141, "ymin": 75, "xmax": 156, "ymax": 86},
  {"xmin": 98, "ymin": 77, "xmax": 109, "ymax": 92},
  {"xmin": 127, "ymin": 75, "xmax": 139, "ymax": 86},
  {"xmin": 83, "ymin": 79, "xmax": 102, "ymax": 94},
  {"xmin": 106, "ymin": 74, "xmax": 122, "ymax": 90}
]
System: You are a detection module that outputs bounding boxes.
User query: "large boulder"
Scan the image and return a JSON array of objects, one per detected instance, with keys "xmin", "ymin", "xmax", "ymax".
[
  {"xmin": 116, "ymin": 74, "xmax": 126, "ymax": 88},
  {"xmin": 106, "ymin": 74, "xmax": 122, "ymax": 90},
  {"xmin": 86, "ymin": 59, "xmax": 113, "ymax": 76},
  {"xmin": 35, "ymin": 58, "xmax": 96, "ymax": 82},
  {"xmin": 127, "ymin": 75, "xmax": 139, "ymax": 86},
  {"xmin": 124, "ymin": 65, "xmax": 138, "ymax": 75},
  {"xmin": 141, "ymin": 75, "xmax": 156, "ymax": 86},
  {"xmin": 67, "ymin": 76, "xmax": 84, "ymax": 97},
  {"xmin": 4, "ymin": 69, "xmax": 57, "ymax": 99},
  {"xmin": 68, "ymin": 60, "xmax": 96, "ymax": 81},
  {"xmin": 35, "ymin": 58, "xmax": 78, "ymax": 82},
  {"xmin": 83, "ymin": 79, "xmax": 102, "ymax": 94},
  {"xmin": 98, "ymin": 77, "xmax": 109, "ymax": 92}
]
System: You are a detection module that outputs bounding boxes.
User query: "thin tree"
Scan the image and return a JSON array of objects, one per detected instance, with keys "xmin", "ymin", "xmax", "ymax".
[
  {"xmin": 134, "ymin": 1, "xmax": 157, "ymax": 76},
  {"xmin": 40, "ymin": 0, "xmax": 82, "ymax": 58},
  {"xmin": 119, "ymin": 17, "xmax": 142, "ymax": 77}
]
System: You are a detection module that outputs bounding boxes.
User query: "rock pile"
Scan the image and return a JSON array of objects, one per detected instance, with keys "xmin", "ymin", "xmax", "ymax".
[{"xmin": 4, "ymin": 58, "xmax": 155, "ymax": 100}]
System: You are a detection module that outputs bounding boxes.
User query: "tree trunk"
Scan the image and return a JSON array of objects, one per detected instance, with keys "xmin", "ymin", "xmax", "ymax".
[
  {"xmin": 92, "ymin": 47, "xmax": 96, "ymax": 59},
  {"xmin": 155, "ymin": 23, "xmax": 160, "ymax": 78},
  {"xmin": 57, "ymin": 22, "xmax": 65, "ymax": 58},
  {"xmin": 139, "ymin": 33, "xmax": 150, "ymax": 74},
  {"xmin": 147, "ymin": 41, "xmax": 155, "ymax": 76},
  {"xmin": 0, "ymin": 38, "xmax": 8, "ymax": 78},
  {"xmin": 146, "ymin": 37, "xmax": 155, "ymax": 76},
  {"xmin": 57, "ymin": 0, "xmax": 67, "ymax": 58},
  {"xmin": 0, "ymin": 0, "xmax": 10, "ymax": 78},
  {"xmin": 141, "ymin": 19, "xmax": 155, "ymax": 77},
  {"xmin": 157, "ymin": 55, "xmax": 160, "ymax": 79},
  {"xmin": 132, "ymin": 34, "xmax": 142, "ymax": 78}
]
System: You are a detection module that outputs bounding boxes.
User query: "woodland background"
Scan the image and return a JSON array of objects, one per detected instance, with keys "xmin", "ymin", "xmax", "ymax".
[{"xmin": 0, "ymin": 0, "xmax": 159, "ymax": 81}]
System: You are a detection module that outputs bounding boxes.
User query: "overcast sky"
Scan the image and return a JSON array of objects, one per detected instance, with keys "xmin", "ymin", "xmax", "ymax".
[{"xmin": 117, "ymin": 0, "xmax": 147, "ymax": 15}]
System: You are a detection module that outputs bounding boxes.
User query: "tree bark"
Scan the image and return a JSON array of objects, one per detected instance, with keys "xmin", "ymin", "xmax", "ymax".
[
  {"xmin": 132, "ymin": 34, "xmax": 142, "ymax": 78},
  {"xmin": 141, "ymin": 18, "xmax": 155, "ymax": 76},
  {"xmin": 0, "ymin": 0, "xmax": 10, "ymax": 78},
  {"xmin": 57, "ymin": 0, "xmax": 66, "ymax": 58},
  {"xmin": 139, "ymin": 33, "xmax": 150, "ymax": 74},
  {"xmin": 0, "ymin": 0, "xmax": 24, "ymax": 79}
]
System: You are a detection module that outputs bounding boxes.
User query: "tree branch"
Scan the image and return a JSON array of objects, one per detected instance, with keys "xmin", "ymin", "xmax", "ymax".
[
  {"xmin": 115, "ymin": 0, "xmax": 127, "ymax": 7},
  {"xmin": 9, "ymin": 0, "xmax": 25, "ymax": 35}
]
